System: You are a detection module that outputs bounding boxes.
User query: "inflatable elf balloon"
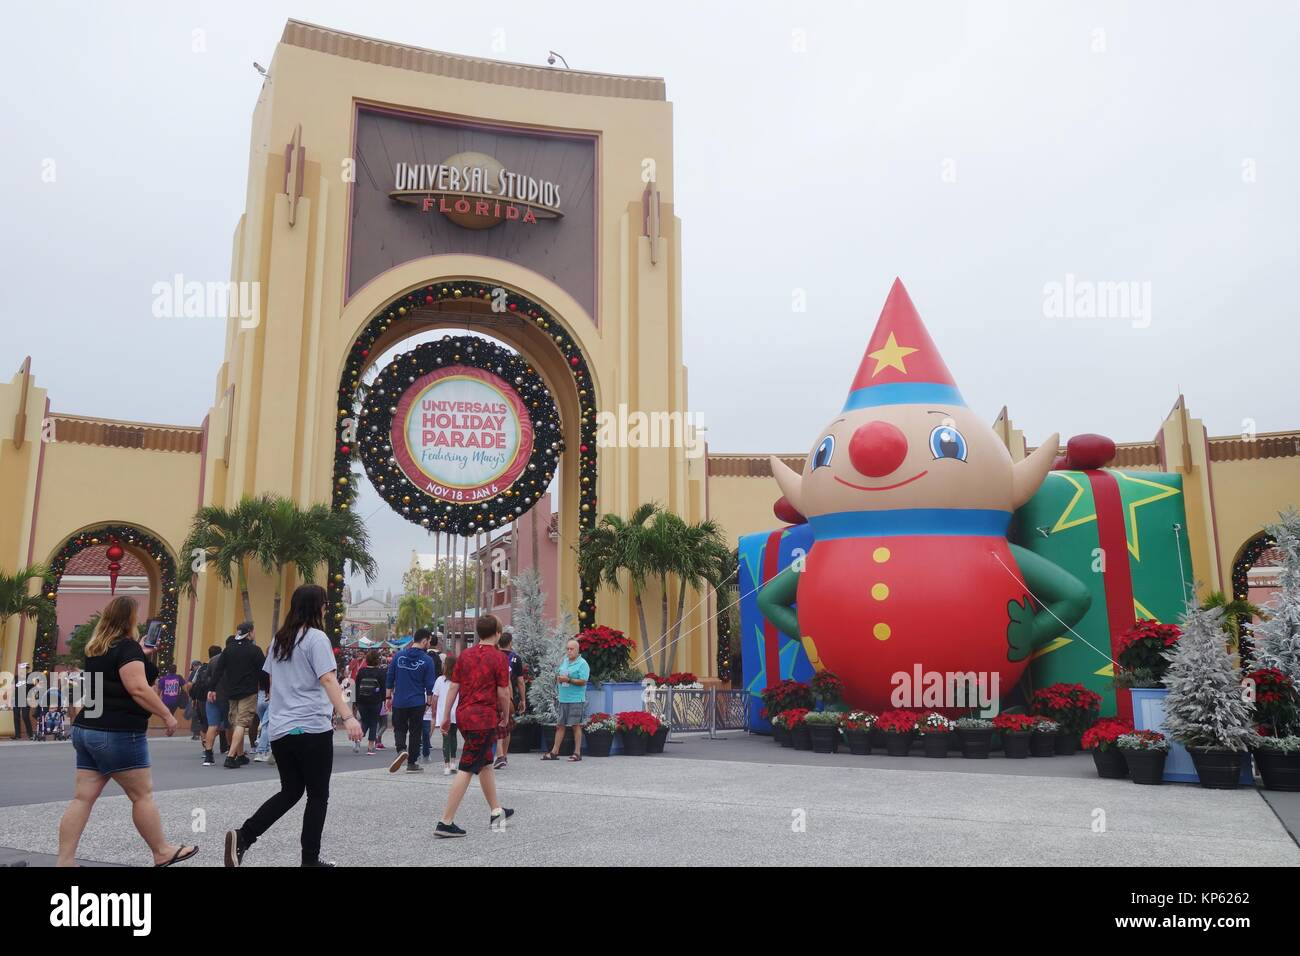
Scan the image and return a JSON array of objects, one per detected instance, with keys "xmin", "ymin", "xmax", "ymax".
[{"xmin": 757, "ymin": 279, "xmax": 1089, "ymax": 714}]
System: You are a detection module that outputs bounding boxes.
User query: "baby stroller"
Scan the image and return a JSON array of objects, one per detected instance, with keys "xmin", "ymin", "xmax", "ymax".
[{"xmin": 35, "ymin": 707, "xmax": 68, "ymax": 741}]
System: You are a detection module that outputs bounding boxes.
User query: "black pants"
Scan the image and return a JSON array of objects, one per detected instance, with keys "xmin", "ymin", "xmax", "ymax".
[
  {"xmin": 392, "ymin": 706, "xmax": 424, "ymax": 764},
  {"xmin": 239, "ymin": 731, "xmax": 333, "ymax": 864},
  {"xmin": 357, "ymin": 701, "xmax": 381, "ymax": 743},
  {"xmin": 12, "ymin": 707, "xmax": 33, "ymax": 739}
]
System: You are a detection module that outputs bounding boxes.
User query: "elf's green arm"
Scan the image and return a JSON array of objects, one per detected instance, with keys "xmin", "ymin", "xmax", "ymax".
[
  {"xmin": 1005, "ymin": 544, "xmax": 1092, "ymax": 662},
  {"xmin": 757, "ymin": 565, "xmax": 800, "ymax": 641}
]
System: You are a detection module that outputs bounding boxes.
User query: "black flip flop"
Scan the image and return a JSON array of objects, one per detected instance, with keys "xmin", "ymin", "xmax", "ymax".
[
  {"xmin": 157, "ymin": 845, "xmax": 199, "ymax": 867},
  {"xmin": 568, "ymin": 754, "xmax": 582, "ymax": 762},
  {"xmin": 540, "ymin": 752, "xmax": 559, "ymax": 761}
]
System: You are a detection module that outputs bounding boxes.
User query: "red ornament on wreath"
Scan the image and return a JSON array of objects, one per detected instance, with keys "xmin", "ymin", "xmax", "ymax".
[{"xmin": 105, "ymin": 537, "xmax": 126, "ymax": 594}]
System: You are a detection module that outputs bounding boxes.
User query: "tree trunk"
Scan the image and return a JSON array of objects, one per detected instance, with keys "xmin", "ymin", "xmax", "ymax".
[
  {"xmin": 666, "ymin": 577, "xmax": 689, "ymax": 674},
  {"xmin": 658, "ymin": 574, "xmax": 671, "ymax": 675},
  {"xmin": 237, "ymin": 562, "xmax": 253, "ymax": 624},
  {"xmin": 633, "ymin": 592, "xmax": 652, "ymax": 671}
]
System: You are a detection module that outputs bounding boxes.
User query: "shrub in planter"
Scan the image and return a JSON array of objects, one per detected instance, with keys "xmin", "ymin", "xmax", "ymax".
[
  {"xmin": 645, "ymin": 671, "xmax": 702, "ymax": 689},
  {"xmin": 993, "ymin": 713, "xmax": 1034, "ymax": 758},
  {"xmin": 615, "ymin": 711, "xmax": 658, "ymax": 756},
  {"xmin": 1245, "ymin": 668, "xmax": 1300, "ymax": 740},
  {"xmin": 1029, "ymin": 717, "xmax": 1060, "ymax": 757},
  {"xmin": 1162, "ymin": 606, "xmax": 1259, "ymax": 789},
  {"xmin": 1081, "ymin": 718, "xmax": 1133, "ymax": 779},
  {"xmin": 916, "ymin": 712, "xmax": 955, "ymax": 757},
  {"xmin": 843, "ymin": 712, "xmax": 876, "ymax": 755},
  {"xmin": 770, "ymin": 711, "xmax": 793, "ymax": 747},
  {"xmin": 955, "ymin": 717, "xmax": 994, "ymax": 758},
  {"xmin": 1114, "ymin": 620, "xmax": 1183, "ymax": 689},
  {"xmin": 804, "ymin": 710, "xmax": 843, "ymax": 753},
  {"xmin": 811, "ymin": 671, "xmax": 846, "ymax": 711},
  {"xmin": 583, "ymin": 713, "xmax": 617, "ymax": 757},
  {"xmin": 785, "ymin": 708, "xmax": 813, "ymax": 750},
  {"xmin": 1118, "ymin": 730, "xmax": 1169, "ymax": 784},
  {"xmin": 646, "ymin": 714, "xmax": 669, "ymax": 754},
  {"xmin": 1253, "ymin": 735, "xmax": 1300, "ymax": 792},
  {"xmin": 509, "ymin": 716, "xmax": 540, "ymax": 753},
  {"xmin": 1029, "ymin": 682, "xmax": 1102, "ymax": 754},
  {"xmin": 577, "ymin": 625, "xmax": 635, "ymax": 683},
  {"xmin": 760, "ymin": 680, "xmax": 814, "ymax": 720},
  {"xmin": 876, "ymin": 709, "xmax": 918, "ymax": 756}
]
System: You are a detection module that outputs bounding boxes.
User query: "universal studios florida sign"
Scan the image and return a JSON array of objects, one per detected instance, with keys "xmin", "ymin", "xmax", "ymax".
[{"xmin": 390, "ymin": 152, "xmax": 563, "ymax": 229}]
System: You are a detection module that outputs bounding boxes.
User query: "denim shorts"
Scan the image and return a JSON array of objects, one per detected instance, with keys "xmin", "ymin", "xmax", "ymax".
[
  {"xmin": 205, "ymin": 700, "xmax": 225, "ymax": 726},
  {"xmin": 72, "ymin": 726, "xmax": 151, "ymax": 775},
  {"xmin": 557, "ymin": 701, "xmax": 586, "ymax": 727}
]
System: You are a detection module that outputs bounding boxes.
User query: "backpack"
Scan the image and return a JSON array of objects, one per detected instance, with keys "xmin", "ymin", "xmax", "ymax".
[
  {"xmin": 191, "ymin": 663, "xmax": 212, "ymax": 697},
  {"xmin": 356, "ymin": 669, "xmax": 383, "ymax": 703}
]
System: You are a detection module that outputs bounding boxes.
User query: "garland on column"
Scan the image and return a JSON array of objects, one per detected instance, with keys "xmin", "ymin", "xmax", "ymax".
[
  {"xmin": 34, "ymin": 525, "xmax": 179, "ymax": 671},
  {"xmin": 328, "ymin": 280, "xmax": 599, "ymax": 641},
  {"xmin": 1233, "ymin": 532, "xmax": 1277, "ymax": 666}
]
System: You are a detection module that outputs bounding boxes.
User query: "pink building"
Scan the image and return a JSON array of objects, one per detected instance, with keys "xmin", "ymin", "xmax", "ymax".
[{"xmin": 54, "ymin": 547, "xmax": 151, "ymax": 657}]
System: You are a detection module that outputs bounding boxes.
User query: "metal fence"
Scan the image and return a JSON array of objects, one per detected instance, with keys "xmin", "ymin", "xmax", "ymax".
[{"xmin": 649, "ymin": 687, "xmax": 751, "ymax": 738}]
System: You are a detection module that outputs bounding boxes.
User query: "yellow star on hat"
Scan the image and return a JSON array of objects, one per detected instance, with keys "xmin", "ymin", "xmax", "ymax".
[{"xmin": 867, "ymin": 332, "xmax": 919, "ymax": 377}]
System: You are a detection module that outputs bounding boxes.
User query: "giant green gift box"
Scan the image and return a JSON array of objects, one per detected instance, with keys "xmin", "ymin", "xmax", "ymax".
[{"xmin": 1009, "ymin": 469, "xmax": 1196, "ymax": 720}]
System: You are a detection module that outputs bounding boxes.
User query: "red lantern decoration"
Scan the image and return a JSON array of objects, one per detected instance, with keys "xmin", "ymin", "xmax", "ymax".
[{"xmin": 105, "ymin": 537, "xmax": 125, "ymax": 594}]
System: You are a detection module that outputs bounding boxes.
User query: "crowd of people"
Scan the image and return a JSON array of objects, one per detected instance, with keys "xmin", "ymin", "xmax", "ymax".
[{"xmin": 38, "ymin": 584, "xmax": 590, "ymax": 866}]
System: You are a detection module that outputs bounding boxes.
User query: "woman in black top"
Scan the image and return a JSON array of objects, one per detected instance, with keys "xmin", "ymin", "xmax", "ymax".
[
  {"xmin": 58, "ymin": 596, "xmax": 198, "ymax": 867},
  {"xmin": 354, "ymin": 650, "xmax": 386, "ymax": 755}
]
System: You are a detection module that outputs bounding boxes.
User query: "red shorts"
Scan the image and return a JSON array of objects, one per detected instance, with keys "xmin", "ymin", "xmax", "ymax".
[{"xmin": 457, "ymin": 729, "xmax": 496, "ymax": 775}]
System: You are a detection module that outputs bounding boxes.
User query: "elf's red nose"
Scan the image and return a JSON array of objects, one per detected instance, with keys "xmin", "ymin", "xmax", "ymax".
[{"xmin": 848, "ymin": 420, "xmax": 909, "ymax": 477}]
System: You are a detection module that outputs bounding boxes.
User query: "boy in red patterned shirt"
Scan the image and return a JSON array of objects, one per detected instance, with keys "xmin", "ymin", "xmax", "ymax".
[{"xmin": 435, "ymin": 614, "xmax": 514, "ymax": 838}]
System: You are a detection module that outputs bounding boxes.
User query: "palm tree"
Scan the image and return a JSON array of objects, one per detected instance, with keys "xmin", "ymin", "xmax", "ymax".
[
  {"xmin": 256, "ymin": 496, "xmax": 328, "ymax": 632},
  {"xmin": 1200, "ymin": 589, "xmax": 1264, "ymax": 659},
  {"xmin": 178, "ymin": 496, "xmax": 265, "ymax": 621},
  {"xmin": 0, "ymin": 564, "xmax": 53, "ymax": 657},
  {"xmin": 579, "ymin": 503, "xmax": 658, "ymax": 670},
  {"xmin": 316, "ymin": 504, "xmax": 378, "ymax": 586},
  {"xmin": 662, "ymin": 516, "xmax": 731, "ymax": 674},
  {"xmin": 397, "ymin": 593, "xmax": 432, "ymax": 635}
]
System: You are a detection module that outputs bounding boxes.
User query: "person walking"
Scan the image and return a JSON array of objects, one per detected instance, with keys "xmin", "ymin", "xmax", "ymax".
[
  {"xmin": 223, "ymin": 585, "xmax": 362, "ymax": 868},
  {"xmin": 196, "ymin": 643, "xmax": 232, "ymax": 765},
  {"xmin": 159, "ymin": 665, "xmax": 183, "ymax": 718},
  {"xmin": 493, "ymin": 631, "xmax": 526, "ymax": 770},
  {"xmin": 432, "ymin": 654, "xmax": 458, "ymax": 774},
  {"xmin": 541, "ymin": 639, "xmax": 589, "ymax": 762},
  {"xmin": 184, "ymin": 659, "xmax": 203, "ymax": 739},
  {"xmin": 353, "ymin": 650, "xmax": 385, "ymax": 755},
  {"xmin": 434, "ymin": 615, "xmax": 512, "ymax": 838},
  {"xmin": 209, "ymin": 622, "xmax": 265, "ymax": 769},
  {"xmin": 11, "ymin": 663, "xmax": 34, "ymax": 740},
  {"xmin": 251, "ymin": 671, "xmax": 273, "ymax": 763},
  {"xmin": 58, "ymin": 596, "xmax": 198, "ymax": 867},
  {"xmin": 386, "ymin": 628, "xmax": 437, "ymax": 774}
]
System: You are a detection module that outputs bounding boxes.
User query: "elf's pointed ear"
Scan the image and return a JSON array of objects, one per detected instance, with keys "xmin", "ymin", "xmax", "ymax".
[
  {"xmin": 771, "ymin": 456, "xmax": 804, "ymax": 516},
  {"xmin": 1013, "ymin": 433, "xmax": 1059, "ymax": 509}
]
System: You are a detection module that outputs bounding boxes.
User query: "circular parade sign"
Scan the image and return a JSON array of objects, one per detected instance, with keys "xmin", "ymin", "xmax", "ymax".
[{"xmin": 391, "ymin": 365, "xmax": 534, "ymax": 502}]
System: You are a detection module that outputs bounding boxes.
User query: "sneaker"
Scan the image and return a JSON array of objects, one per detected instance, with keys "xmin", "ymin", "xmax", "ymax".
[
  {"xmin": 237, "ymin": 754, "xmax": 250, "ymax": 766},
  {"xmin": 203, "ymin": 751, "xmax": 215, "ymax": 766},
  {"xmin": 223, "ymin": 829, "xmax": 248, "ymax": 867},
  {"xmin": 376, "ymin": 742, "xmax": 386, "ymax": 750},
  {"xmin": 190, "ymin": 734, "xmax": 200, "ymax": 741},
  {"xmin": 224, "ymin": 756, "xmax": 239, "ymax": 769},
  {"xmin": 353, "ymin": 741, "xmax": 361, "ymax": 754},
  {"xmin": 489, "ymin": 807, "xmax": 514, "ymax": 830},
  {"xmin": 405, "ymin": 762, "xmax": 424, "ymax": 773},
  {"xmin": 493, "ymin": 756, "xmax": 507, "ymax": 770},
  {"xmin": 442, "ymin": 765, "xmax": 452, "ymax": 776},
  {"xmin": 252, "ymin": 753, "xmax": 269, "ymax": 763},
  {"xmin": 301, "ymin": 858, "xmax": 336, "ymax": 867},
  {"xmin": 388, "ymin": 751, "xmax": 408, "ymax": 773},
  {"xmin": 434, "ymin": 821, "xmax": 466, "ymax": 839},
  {"xmin": 366, "ymin": 748, "xmax": 376, "ymax": 755}
]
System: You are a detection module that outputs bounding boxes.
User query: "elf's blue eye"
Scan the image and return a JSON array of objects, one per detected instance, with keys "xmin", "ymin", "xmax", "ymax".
[
  {"xmin": 929, "ymin": 424, "xmax": 967, "ymax": 461},
  {"xmin": 812, "ymin": 435, "xmax": 835, "ymax": 469}
]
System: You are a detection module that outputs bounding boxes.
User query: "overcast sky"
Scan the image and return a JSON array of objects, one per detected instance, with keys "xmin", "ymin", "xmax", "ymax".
[{"xmin": 4, "ymin": 1, "xmax": 1297, "ymax": 597}]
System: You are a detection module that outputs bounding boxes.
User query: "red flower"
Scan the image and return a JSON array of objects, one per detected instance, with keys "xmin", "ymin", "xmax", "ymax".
[
  {"xmin": 615, "ymin": 710, "xmax": 662, "ymax": 736},
  {"xmin": 875, "ymin": 709, "xmax": 920, "ymax": 734},
  {"xmin": 992, "ymin": 713, "xmax": 1036, "ymax": 733},
  {"xmin": 779, "ymin": 708, "xmax": 812, "ymax": 728},
  {"xmin": 1081, "ymin": 717, "xmax": 1133, "ymax": 751}
]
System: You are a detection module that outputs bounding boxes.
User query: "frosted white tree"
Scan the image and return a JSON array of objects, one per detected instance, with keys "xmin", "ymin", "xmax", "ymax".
[
  {"xmin": 1249, "ymin": 511, "xmax": 1300, "ymax": 683},
  {"xmin": 1162, "ymin": 605, "xmax": 1258, "ymax": 751},
  {"xmin": 511, "ymin": 568, "xmax": 573, "ymax": 725}
]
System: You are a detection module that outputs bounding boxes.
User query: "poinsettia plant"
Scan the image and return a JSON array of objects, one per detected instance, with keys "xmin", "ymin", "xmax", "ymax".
[
  {"xmin": 1246, "ymin": 667, "xmax": 1300, "ymax": 737},
  {"xmin": 1029, "ymin": 682, "xmax": 1103, "ymax": 734},
  {"xmin": 1114, "ymin": 620, "xmax": 1182, "ymax": 688},
  {"xmin": 583, "ymin": 712, "xmax": 617, "ymax": 734},
  {"xmin": 1081, "ymin": 717, "xmax": 1133, "ymax": 752},
  {"xmin": 577, "ymin": 625, "xmax": 635, "ymax": 682},
  {"xmin": 992, "ymin": 713, "xmax": 1036, "ymax": 734},
  {"xmin": 760, "ymin": 679, "xmax": 814, "ymax": 715},
  {"xmin": 915, "ymin": 712, "xmax": 955, "ymax": 735},
  {"xmin": 1116, "ymin": 729, "xmax": 1168, "ymax": 751},
  {"xmin": 875, "ymin": 709, "xmax": 919, "ymax": 734},
  {"xmin": 843, "ymin": 711, "xmax": 877, "ymax": 732},
  {"xmin": 645, "ymin": 671, "xmax": 701, "ymax": 688},
  {"xmin": 811, "ymin": 670, "xmax": 845, "ymax": 708},
  {"xmin": 615, "ymin": 710, "xmax": 662, "ymax": 737},
  {"xmin": 779, "ymin": 707, "xmax": 811, "ymax": 729}
]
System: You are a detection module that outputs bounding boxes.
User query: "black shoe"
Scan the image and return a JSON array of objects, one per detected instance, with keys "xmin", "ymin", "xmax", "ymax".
[
  {"xmin": 302, "ymin": 858, "xmax": 336, "ymax": 867},
  {"xmin": 223, "ymin": 756, "xmax": 239, "ymax": 769},
  {"xmin": 237, "ymin": 754, "xmax": 250, "ymax": 766},
  {"xmin": 489, "ymin": 807, "xmax": 514, "ymax": 829},
  {"xmin": 434, "ymin": 821, "xmax": 467, "ymax": 839},
  {"xmin": 224, "ymin": 829, "xmax": 248, "ymax": 867},
  {"xmin": 405, "ymin": 762, "xmax": 424, "ymax": 773},
  {"xmin": 190, "ymin": 734, "xmax": 200, "ymax": 740},
  {"xmin": 203, "ymin": 751, "xmax": 215, "ymax": 766}
]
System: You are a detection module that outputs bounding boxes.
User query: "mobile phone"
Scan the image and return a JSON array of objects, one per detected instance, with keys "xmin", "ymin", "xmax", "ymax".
[{"xmin": 143, "ymin": 619, "xmax": 163, "ymax": 649}]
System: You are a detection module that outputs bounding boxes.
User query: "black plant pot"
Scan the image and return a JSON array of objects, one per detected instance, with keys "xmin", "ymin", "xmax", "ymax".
[
  {"xmin": 883, "ymin": 732, "xmax": 913, "ymax": 756},
  {"xmin": 619, "ymin": 731, "xmax": 648, "ymax": 756},
  {"xmin": 584, "ymin": 730, "xmax": 613, "ymax": 757},
  {"xmin": 869, "ymin": 727, "xmax": 886, "ymax": 750},
  {"xmin": 1254, "ymin": 749, "xmax": 1300, "ymax": 791},
  {"xmin": 773, "ymin": 725, "xmax": 790, "ymax": 747},
  {"xmin": 959, "ymin": 728, "xmax": 993, "ymax": 759},
  {"xmin": 779, "ymin": 726, "xmax": 794, "ymax": 748},
  {"xmin": 791, "ymin": 725, "xmax": 812, "ymax": 751},
  {"xmin": 845, "ymin": 729, "xmax": 871, "ymax": 755},
  {"xmin": 1123, "ymin": 748, "xmax": 1167, "ymax": 784},
  {"xmin": 1188, "ymin": 748, "xmax": 1246, "ymax": 789},
  {"xmin": 1091, "ymin": 748, "xmax": 1128, "ymax": 779},
  {"xmin": 540, "ymin": 726, "xmax": 575, "ymax": 757},
  {"xmin": 1029, "ymin": 732, "xmax": 1058, "ymax": 757},
  {"xmin": 647, "ymin": 725, "xmax": 668, "ymax": 754},
  {"xmin": 508, "ymin": 724, "xmax": 538, "ymax": 753},
  {"xmin": 921, "ymin": 733, "xmax": 950, "ymax": 757},
  {"xmin": 808, "ymin": 724, "xmax": 839, "ymax": 754},
  {"xmin": 1054, "ymin": 733, "xmax": 1081, "ymax": 756},
  {"xmin": 1001, "ymin": 732, "xmax": 1030, "ymax": 759}
]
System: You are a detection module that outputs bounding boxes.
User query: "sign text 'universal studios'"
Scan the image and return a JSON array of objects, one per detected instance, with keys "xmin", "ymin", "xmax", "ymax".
[{"xmin": 393, "ymin": 160, "xmax": 562, "ymax": 224}]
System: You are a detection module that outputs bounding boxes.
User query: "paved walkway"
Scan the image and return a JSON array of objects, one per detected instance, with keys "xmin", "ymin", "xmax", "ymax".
[{"xmin": 0, "ymin": 734, "xmax": 1295, "ymax": 866}]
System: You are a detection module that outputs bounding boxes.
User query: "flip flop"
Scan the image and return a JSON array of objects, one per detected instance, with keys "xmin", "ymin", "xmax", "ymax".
[
  {"xmin": 568, "ymin": 754, "xmax": 582, "ymax": 762},
  {"xmin": 540, "ymin": 752, "xmax": 559, "ymax": 761},
  {"xmin": 157, "ymin": 845, "xmax": 199, "ymax": 867}
]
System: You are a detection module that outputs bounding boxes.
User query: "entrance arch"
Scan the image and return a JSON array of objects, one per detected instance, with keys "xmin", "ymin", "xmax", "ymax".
[
  {"xmin": 327, "ymin": 277, "xmax": 599, "ymax": 640},
  {"xmin": 33, "ymin": 523, "xmax": 179, "ymax": 671}
]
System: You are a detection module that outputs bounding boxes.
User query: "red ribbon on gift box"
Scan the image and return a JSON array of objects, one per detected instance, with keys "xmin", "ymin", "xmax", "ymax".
[
  {"xmin": 762, "ymin": 528, "xmax": 784, "ymax": 689},
  {"xmin": 1084, "ymin": 471, "xmax": 1136, "ymax": 723}
]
